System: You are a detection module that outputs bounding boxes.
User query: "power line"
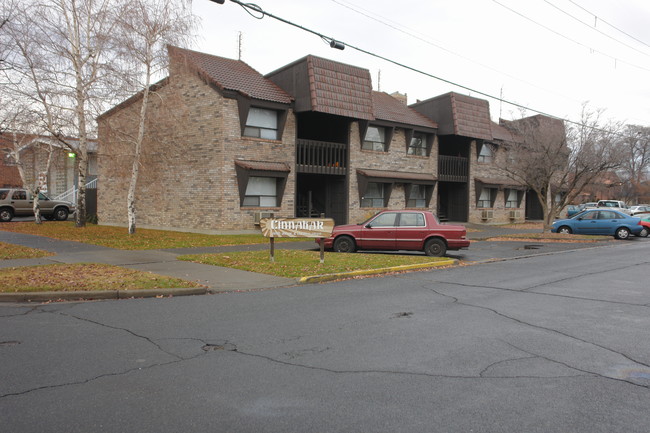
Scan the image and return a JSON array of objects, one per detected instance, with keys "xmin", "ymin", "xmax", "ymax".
[
  {"xmin": 543, "ymin": 0, "xmax": 650, "ymax": 59},
  {"xmin": 329, "ymin": 0, "xmax": 584, "ymax": 108},
  {"xmin": 215, "ymin": 0, "xmax": 638, "ymax": 134},
  {"xmin": 492, "ymin": 0, "xmax": 650, "ymax": 73},
  {"xmin": 568, "ymin": 0, "xmax": 650, "ymax": 50}
]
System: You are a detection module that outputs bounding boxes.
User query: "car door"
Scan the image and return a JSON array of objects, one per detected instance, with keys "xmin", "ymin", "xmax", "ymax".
[
  {"xmin": 597, "ymin": 210, "xmax": 621, "ymax": 235},
  {"xmin": 572, "ymin": 210, "xmax": 599, "ymax": 234},
  {"xmin": 10, "ymin": 190, "xmax": 32, "ymax": 216},
  {"xmin": 358, "ymin": 212, "xmax": 397, "ymax": 250},
  {"xmin": 394, "ymin": 212, "xmax": 426, "ymax": 250}
]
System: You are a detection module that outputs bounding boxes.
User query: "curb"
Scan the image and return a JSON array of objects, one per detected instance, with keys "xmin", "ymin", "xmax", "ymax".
[
  {"xmin": 0, "ymin": 287, "xmax": 208, "ymax": 303},
  {"xmin": 297, "ymin": 259, "xmax": 457, "ymax": 284}
]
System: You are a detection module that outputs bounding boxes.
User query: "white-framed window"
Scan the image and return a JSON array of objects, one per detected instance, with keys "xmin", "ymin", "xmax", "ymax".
[
  {"xmin": 407, "ymin": 184, "xmax": 427, "ymax": 208},
  {"xmin": 478, "ymin": 144, "xmax": 493, "ymax": 163},
  {"xmin": 244, "ymin": 107, "xmax": 278, "ymax": 140},
  {"xmin": 361, "ymin": 182, "xmax": 385, "ymax": 207},
  {"xmin": 477, "ymin": 188, "xmax": 496, "ymax": 208},
  {"xmin": 505, "ymin": 189, "xmax": 519, "ymax": 208},
  {"xmin": 243, "ymin": 176, "xmax": 277, "ymax": 207},
  {"xmin": 362, "ymin": 126, "xmax": 387, "ymax": 151},
  {"xmin": 407, "ymin": 133, "xmax": 427, "ymax": 156}
]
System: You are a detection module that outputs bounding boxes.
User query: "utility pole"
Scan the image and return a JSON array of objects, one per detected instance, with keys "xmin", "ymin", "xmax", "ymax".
[{"xmin": 238, "ymin": 31, "xmax": 242, "ymax": 60}]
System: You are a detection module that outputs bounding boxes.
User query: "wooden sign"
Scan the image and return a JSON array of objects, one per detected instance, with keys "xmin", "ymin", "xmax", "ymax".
[{"xmin": 260, "ymin": 218, "xmax": 335, "ymax": 238}]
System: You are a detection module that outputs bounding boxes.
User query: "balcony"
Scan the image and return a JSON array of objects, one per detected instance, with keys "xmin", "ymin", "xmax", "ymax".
[
  {"xmin": 438, "ymin": 155, "xmax": 468, "ymax": 182},
  {"xmin": 296, "ymin": 139, "xmax": 347, "ymax": 175}
]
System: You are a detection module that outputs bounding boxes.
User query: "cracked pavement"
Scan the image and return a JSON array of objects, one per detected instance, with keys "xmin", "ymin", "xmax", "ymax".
[{"xmin": 1, "ymin": 239, "xmax": 650, "ymax": 432}]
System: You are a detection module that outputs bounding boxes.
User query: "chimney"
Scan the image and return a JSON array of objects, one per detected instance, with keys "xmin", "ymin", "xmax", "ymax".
[{"xmin": 390, "ymin": 91, "xmax": 408, "ymax": 106}]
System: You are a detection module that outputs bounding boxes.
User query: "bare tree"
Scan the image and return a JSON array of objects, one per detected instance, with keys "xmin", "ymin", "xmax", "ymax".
[
  {"xmin": 113, "ymin": 0, "xmax": 196, "ymax": 234},
  {"xmin": 498, "ymin": 105, "xmax": 623, "ymax": 231},
  {"xmin": 618, "ymin": 125, "xmax": 650, "ymax": 203},
  {"xmin": 1, "ymin": 0, "xmax": 123, "ymax": 227}
]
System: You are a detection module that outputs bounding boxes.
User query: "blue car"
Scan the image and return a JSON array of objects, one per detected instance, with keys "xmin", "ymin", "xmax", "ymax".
[{"xmin": 552, "ymin": 209, "xmax": 643, "ymax": 239}]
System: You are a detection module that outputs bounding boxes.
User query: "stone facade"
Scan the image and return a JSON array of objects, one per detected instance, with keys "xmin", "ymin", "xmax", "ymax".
[
  {"xmin": 348, "ymin": 122, "xmax": 439, "ymax": 224},
  {"xmin": 98, "ymin": 55, "xmax": 295, "ymax": 232}
]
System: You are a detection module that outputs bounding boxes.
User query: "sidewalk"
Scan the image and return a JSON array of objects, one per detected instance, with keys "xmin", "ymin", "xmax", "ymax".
[{"xmin": 0, "ymin": 224, "xmax": 612, "ymax": 302}]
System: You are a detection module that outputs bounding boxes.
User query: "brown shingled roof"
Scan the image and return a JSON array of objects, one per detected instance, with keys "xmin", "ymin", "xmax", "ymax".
[
  {"xmin": 491, "ymin": 121, "xmax": 522, "ymax": 143},
  {"xmin": 168, "ymin": 46, "xmax": 292, "ymax": 104},
  {"xmin": 372, "ymin": 92, "xmax": 438, "ymax": 130},
  {"xmin": 307, "ymin": 56, "xmax": 374, "ymax": 120},
  {"xmin": 449, "ymin": 93, "xmax": 492, "ymax": 140}
]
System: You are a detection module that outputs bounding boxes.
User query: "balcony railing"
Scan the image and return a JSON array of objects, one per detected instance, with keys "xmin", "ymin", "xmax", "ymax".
[
  {"xmin": 296, "ymin": 139, "xmax": 347, "ymax": 175},
  {"xmin": 438, "ymin": 155, "xmax": 468, "ymax": 182}
]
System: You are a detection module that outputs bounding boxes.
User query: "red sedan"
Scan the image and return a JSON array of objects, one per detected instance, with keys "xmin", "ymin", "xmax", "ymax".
[{"xmin": 316, "ymin": 210, "xmax": 470, "ymax": 257}]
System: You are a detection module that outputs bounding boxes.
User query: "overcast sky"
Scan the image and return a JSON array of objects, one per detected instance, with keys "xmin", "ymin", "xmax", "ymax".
[{"xmin": 192, "ymin": 0, "xmax": 650, "ymax": 127}]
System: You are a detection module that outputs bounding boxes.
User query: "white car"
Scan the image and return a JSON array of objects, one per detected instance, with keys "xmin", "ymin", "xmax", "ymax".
[{"xmin": 629, "ymin": 205, "xmax": 650, "ymax": 215}]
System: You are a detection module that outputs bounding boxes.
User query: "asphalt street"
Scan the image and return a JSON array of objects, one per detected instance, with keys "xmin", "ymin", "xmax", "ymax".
[{"xmin": 1, "ymin": 236, "xmax": 649, "ymax": 432}]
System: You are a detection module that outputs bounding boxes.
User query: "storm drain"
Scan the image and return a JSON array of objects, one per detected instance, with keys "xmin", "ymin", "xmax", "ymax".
[{"xmin": 202, "ymin": 343, "xmax": 237, "ymax": 352}]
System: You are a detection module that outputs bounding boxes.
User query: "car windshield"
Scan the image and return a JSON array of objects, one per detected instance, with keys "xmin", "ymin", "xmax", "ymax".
[{"xmin": 37, "ymin": 192, "xmax": 50, "ymax": 200}]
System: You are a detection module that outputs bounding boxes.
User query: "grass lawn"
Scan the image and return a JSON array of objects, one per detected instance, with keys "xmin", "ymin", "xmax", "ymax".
[
  {"xmin": 0, "ymin": 242, "xmax": 54, "ymax": 260},
  {"xmin": 0, "ymin": 263, "xmax": 204, "ymax": 293},
  {"xmin": 178, "ymin": 249, "xmax": 452, "ymax": 278},
  {"xmin": 0, "ymin": 221, "xmax": 303, "ymax": 250}
]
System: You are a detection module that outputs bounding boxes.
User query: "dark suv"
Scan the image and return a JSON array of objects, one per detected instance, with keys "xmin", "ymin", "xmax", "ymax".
[{"xmin": 0, "ymin": 188, "xmax": 75, "ymax": 222}]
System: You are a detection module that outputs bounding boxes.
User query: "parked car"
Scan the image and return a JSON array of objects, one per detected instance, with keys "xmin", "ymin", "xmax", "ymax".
[
  {"xmin": 0, "ymin": 188, "xmax": 75, "ymax": 222},
  {"xmin": 566, "ymin": 204, "xmax": 584, "ymax": 217},
  {"xmin": 551, "ymin": 209, "xmax": 643, "ymax": 239},
  {"xmin": 316, "ymin": 210, "xmax": 470, "ymax": 257},
  {"xmin": 629, "ymin": 205, "xmax": 650, "ymax": 215},
  {"xmin": 638, "ymin": 214, "xmax": 650, "ymax": 237},
  {"xmin": 586, "ymin": 200, "xmax": 631, "ymax": 214}
]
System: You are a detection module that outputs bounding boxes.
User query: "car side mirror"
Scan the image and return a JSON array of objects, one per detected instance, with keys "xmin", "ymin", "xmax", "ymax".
[{"xmin": 365, "ymin": 223, "xmax": 373, "ymax": 228}]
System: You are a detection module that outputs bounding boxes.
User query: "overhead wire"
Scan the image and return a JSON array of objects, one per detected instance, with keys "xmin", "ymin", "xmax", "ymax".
[
  {"xmin": 492, "ymin": 0, "xmax": 650, "ymax": 73},
  {"xmin": 329, "ymin": 0, "xmax": 585, "ymax": 108},
  {"xmin": 542, "ymin": 0, "xmax": 650, "ymax": 59},
  {"xmin": 568, "ymin": 0, "xmax": 650, "ymax": 50},
  {"xmin": 222, "ymin": 0, "xmax": 639, "ymax": 135}
]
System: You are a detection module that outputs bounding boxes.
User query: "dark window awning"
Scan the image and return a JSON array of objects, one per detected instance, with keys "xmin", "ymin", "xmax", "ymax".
[
  {"xmin": 357, "ymin": 168, "xmax": 437, "ymax": 184},
  {"xmin": 357, "ymin": 168, "xmax": 437, "ymax": 207},
  {"xmin": 475, "ymin": 177, "xmax": 525, "ymax": 191}
]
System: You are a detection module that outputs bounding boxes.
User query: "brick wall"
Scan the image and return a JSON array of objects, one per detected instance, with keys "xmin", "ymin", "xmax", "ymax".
[
  {"xmin": 469, "ymin": 140, "xmax": 526, "ymax": 224},
  {"xmin": 347, "ymin": 122, "xmax": 439, "ymax": 224},
  {"xmin": 98, "ymin": 56, "xmax": 295, "ymax": 232}
]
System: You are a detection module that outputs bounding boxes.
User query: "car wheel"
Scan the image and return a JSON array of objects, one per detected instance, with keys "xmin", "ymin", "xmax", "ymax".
[
  {"xmin": 54, "ymin": 207, "xmax": 69, "ymax": 221},
  {"xmin": 0, "ymin": 208, "xmax": 13, "ymax": 222},
  {"xmin": 333, "ymin": 235, "xmax": 356, "ymax": 253},
  {"xmin": 557, "ymin": 226, "xmax": 572, "ymax": 235},
  {"xmin": 615, "ymin": 227, "xmax": 631, "ymax": 240},
  {"xmin": 638, "ymin": 227, "xmax": 649, "ymax": 238},
  {"xmin": 424, "ymin": 238, "xmax": 447, "ymax": 257}
]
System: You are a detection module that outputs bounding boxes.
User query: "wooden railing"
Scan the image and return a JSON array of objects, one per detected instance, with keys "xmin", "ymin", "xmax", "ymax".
[
  {"xmin": 438, "ymin": 155, "xmax": 468, "ymax": 182},
  {"xmin": 296, "ymin": 139, "xmax": 347, "ymax": 175}
]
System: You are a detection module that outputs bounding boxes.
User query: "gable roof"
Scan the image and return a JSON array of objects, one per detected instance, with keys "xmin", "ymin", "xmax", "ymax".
[
  {"xmin": 168, "ymin": 45, "xmax": 292, "ymax": 104},
  {"xmin": 372, "ymin": 92, "xmax": 437, "ymax": 130},
  {"xmin": 266, "ymin": 55, "xmax": 374, "ymax": 119}
]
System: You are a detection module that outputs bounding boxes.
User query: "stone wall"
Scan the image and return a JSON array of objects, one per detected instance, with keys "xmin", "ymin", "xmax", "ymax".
[
  {"xmin": 468, "ymin": 140, "xmax": 526, "ymax": 224},
  {"xmin": 98, "ymin": 57, "xmax": 295, "ymax": 232},
  {"xmin": 347, "ymin": 122, "xmax": 439, "ymax": 224}
]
